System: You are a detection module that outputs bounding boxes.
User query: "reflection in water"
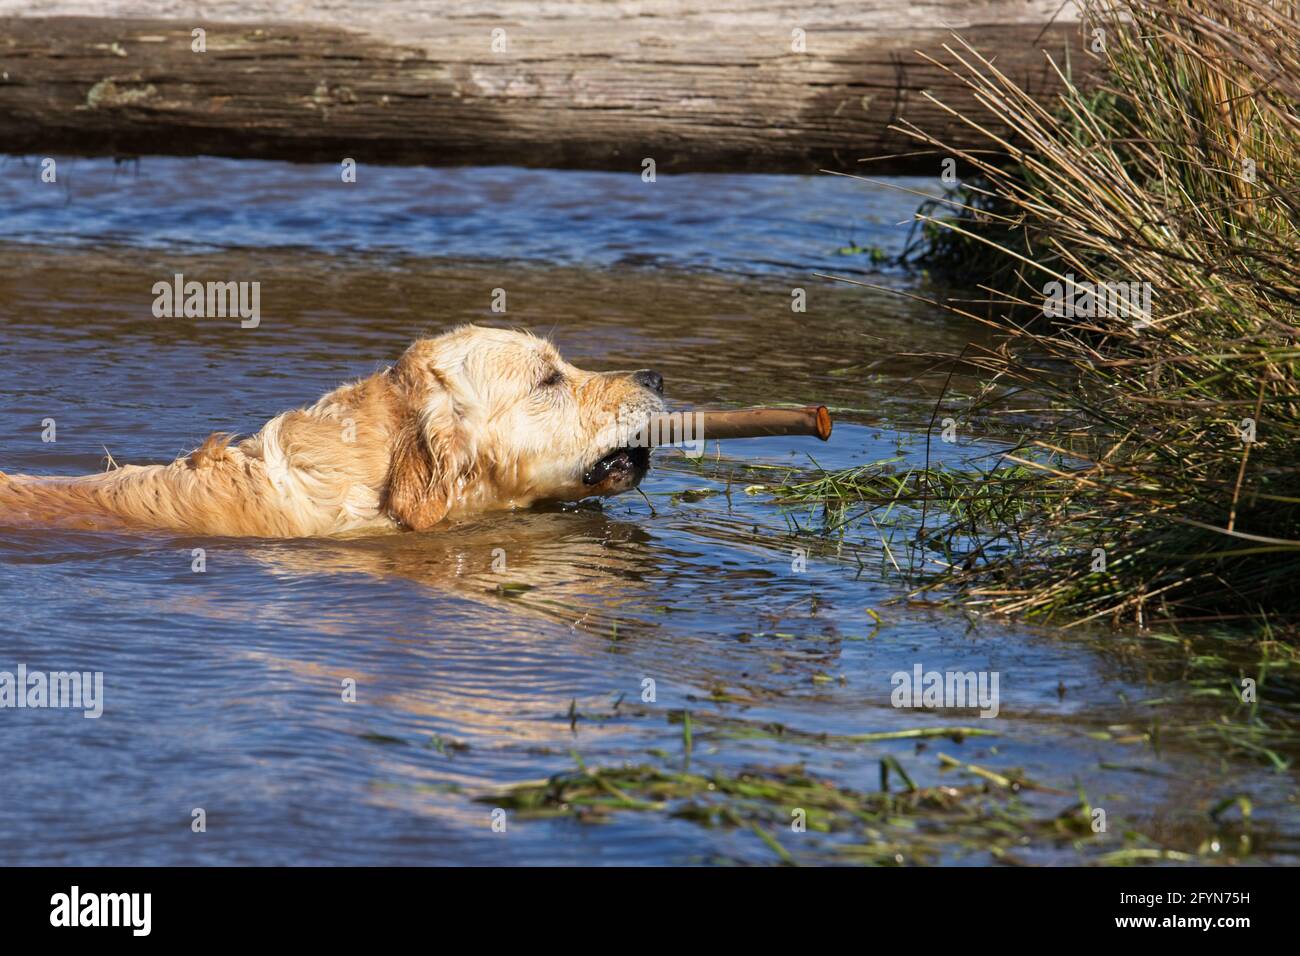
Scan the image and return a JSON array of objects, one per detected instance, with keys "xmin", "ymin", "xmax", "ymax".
[{"xmin": 254, "ymin": 508, "xmax": 662, "ymax": 634}]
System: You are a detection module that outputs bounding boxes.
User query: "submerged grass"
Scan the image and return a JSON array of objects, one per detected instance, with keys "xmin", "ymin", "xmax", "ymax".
[
  {"xmin": 838, "ymin": 0, "xmax": 1300, "ymax": 631},
  {"xmin": 776, "ymin": 456, "xmax": 1300, "ymax": 765},
  {"xmin": 477, "ymin": 732, "xmax": 1253, "ymax": 864},
  {"xmin": 1126, "ymin": 626, "xmax": 1300, "ymax": 767},
  {"xmin": 479, "ymin": 754, "xmax": 1113, "ymax": 865}
]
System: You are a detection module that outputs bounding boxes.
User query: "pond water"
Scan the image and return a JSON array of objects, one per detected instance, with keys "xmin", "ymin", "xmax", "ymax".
[{"xmin": 0, "ymin": 157, "xmax": 1295, "ymax": 864}]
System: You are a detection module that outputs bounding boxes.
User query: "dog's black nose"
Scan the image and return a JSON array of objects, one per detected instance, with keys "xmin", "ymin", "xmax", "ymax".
[{"xmin": 633, "ymin": 369, "xmax": 664, "ymax": 394}]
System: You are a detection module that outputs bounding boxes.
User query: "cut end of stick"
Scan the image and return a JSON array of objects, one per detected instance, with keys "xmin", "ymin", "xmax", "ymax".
[{"xmin": 814, "ymin": 405, "xmax": 833, "ymax": 441}]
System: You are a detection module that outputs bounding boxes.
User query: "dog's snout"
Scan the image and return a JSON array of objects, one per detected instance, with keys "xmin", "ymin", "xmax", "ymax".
[{"xmin": 632, "ymin": 369, "xmax": 664, "ymax": 395}]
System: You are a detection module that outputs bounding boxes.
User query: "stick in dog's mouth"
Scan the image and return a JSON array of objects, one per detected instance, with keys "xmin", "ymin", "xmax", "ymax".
[
  {"xmin": 649, "ymin": 406, "xmax": 833, "ymax": 444},
  {"xmin": 584, "ymin": 405, "xmax": 833, "ymax": 488}
]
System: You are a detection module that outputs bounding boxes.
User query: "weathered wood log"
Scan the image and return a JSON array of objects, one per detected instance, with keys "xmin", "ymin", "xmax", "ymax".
[{"xmin": 0, "ymin": 1, "xmax": 1085, "ymax": 173}]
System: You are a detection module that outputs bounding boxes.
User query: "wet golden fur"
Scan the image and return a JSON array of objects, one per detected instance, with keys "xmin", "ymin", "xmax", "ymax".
[{"xmin": 0, "ymin": 326, "xmax": 664, "ymax": 537}]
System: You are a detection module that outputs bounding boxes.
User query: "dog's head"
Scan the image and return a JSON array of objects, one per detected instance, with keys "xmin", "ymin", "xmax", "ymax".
[{"xmin": 382, "ymin": 325, "xmax": 665, "ymax": 530}]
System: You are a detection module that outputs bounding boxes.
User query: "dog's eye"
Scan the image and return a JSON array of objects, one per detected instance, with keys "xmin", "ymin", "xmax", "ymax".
[{"xmin": 538, "ymin": 369, "xmax": 564, "ymax": 389}]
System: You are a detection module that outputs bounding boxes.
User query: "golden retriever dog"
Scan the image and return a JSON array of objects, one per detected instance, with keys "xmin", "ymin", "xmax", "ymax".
[{"xmin": 0, "ymin": 326, "xmax": 666, "ymax": 537}]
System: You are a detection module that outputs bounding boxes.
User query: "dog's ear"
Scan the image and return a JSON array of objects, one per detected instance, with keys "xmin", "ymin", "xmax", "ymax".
[{"xmin": 384, "ymin": 394, "xmax": 475, "ymax": 531}]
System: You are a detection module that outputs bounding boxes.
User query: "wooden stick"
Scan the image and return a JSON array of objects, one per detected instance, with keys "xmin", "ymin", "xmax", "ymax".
[{"xmin": 644, "ymin": 406, "xmax": 832, "ymax": 445}]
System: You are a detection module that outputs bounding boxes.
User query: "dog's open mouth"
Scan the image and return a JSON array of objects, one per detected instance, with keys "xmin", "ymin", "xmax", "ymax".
[{"xmin": 582, "ymin": 445, "xmax": 651, "ymax": 487}]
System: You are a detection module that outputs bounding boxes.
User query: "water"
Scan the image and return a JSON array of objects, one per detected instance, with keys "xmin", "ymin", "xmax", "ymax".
[
  {"xmin": 1, "ymin": 158, "xmax": 1295, "ymax": 865},
  {"xmin": 0, "ymin": 156, "xmax": 926, "ymax": 274}
]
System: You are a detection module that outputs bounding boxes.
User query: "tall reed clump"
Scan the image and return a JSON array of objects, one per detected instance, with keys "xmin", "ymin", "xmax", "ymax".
[{"xmin": 898, "ymin": 0, "xmax": 1300, "ymax": 628}]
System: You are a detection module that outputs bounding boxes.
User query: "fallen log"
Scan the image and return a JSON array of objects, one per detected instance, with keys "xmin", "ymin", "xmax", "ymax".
[{"xmin": 0, "ymin": 1, "xmax": 1086, "ymax": 173}]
